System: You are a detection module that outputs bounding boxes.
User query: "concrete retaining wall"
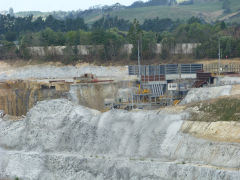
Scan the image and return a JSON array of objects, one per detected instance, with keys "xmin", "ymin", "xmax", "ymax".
[{"xmin": 69, "ymin": 80, "xmax": 134, "ymax": 111}]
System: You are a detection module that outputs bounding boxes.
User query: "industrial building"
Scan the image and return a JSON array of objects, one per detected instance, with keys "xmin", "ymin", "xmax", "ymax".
[
  {"xmin": 127, "ymin": 64, "xmax": 203, "ymax": 108},
  {"xmin": 106, "ymin": 63, "xmax": 240, "ymax": 110}
]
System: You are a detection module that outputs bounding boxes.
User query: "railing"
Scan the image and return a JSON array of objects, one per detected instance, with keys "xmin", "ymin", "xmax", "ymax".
[
  {"xmin": 129, "ymin": 64, "xmax": 203, "ymax": 76},
  {"xmin": 203, "ymin": 64, "xmax": 240, "ymax": 73}
]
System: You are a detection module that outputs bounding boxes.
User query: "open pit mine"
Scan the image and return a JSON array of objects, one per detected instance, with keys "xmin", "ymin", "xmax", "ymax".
[{"xmin": 1, "ymin": 63, "xmax": 240, "ymax": 180}]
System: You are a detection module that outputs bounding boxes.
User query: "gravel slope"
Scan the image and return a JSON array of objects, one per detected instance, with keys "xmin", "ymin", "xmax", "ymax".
[{"xmin": 0, "ymin": 99, "xmax": 240, "ymax": 179}]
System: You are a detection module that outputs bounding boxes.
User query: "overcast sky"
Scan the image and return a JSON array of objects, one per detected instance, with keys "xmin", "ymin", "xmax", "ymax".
[{"xmin": 0, "ymin": 0, "xmax": 146, "ymax": 12}]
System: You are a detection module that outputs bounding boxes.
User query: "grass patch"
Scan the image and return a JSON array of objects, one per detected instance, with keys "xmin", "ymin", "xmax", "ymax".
[
  {"xmin": 189, "ymin": 97, "xmax": 240, "ymax": 122},
  {"xmin": 84, "ymin": 0, "xmax": 240, "ymax": 24},
  {"xmin": 109, "ymin": 6, "xmax": 199, "ymax": 23}
]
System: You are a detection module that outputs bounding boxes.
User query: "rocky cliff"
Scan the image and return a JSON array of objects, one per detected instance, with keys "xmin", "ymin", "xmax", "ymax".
[
  {"xmin": 0, "ymin": 80, "xmax": 69, "ymax": 116},
  {"xmin": 27, "ymin": 43, "xmax": 199, "ymax": 58},
  {"xmin": 0, "ymin": 98, "xmax": 240, "ymax": 179}
]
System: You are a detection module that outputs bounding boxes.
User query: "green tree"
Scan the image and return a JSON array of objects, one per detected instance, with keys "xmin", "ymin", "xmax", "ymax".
[
  {"xmin": 62, "ymin": 45, "xmax": 78, "ymax": 64},
  {"xmin": 65, "ymin": 31, "xmax": 80, "ymax": 45},
  {"xmin": 40, "ymin": 28, "xmax": 59, "ymax": 46},
  {"xmin": 141, "ymin": 31, "xmax": 157, "ymax": 59},
  {"xmin": 92, "ymin": 16, "xmax": 130, "ymax": 31},
  {"xmin": 103, "ymin": 29, "xmax": 125, "ymax": 60},
  {"xmin": 127, "ymin": 19, "xmax": 142, "ymax": 60},
  {"xmin": 78, "ymin": 30, "xmax": 91, "ymax": 45},
  {"xmin": 91, "ymin": 28, "xmax": 125, "ymax": 60},
  {"xmin": 5, "ymin": 31, "xmax": 17, "ymax": 41},
  {"xmin": 141, "ymin": 18, "xmax": 180, "ymax": 32},
  {"xmin": 160, "ymin": 31, "xmax": 175, "ymax": 59}
]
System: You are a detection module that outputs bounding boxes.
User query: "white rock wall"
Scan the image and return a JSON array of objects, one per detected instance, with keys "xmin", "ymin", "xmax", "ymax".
[
  {"xmin": 0, "ymin": 99, "xmax": 240, "ymax": 179},
  {"xmin": 27, "ymin": 43, "xmax": 200, "ymax": 57}
]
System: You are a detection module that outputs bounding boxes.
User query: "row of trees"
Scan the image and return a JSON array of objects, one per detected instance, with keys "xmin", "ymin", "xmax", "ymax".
[
  {"xmin": 128, "ymin": 0, "xmax": 194, "ymax": 8},
  {"xmin": 0, "ymin": 14, "xmax": 180, "ymax": 41},
  {"xmin": 0, "ymin": 13, "xmax": 229, "ymax": 44},
  {"xmin": 0, "ymin": 13, "xmax": 210, "ymax": 43},
  {"xmin": 0, "ymin": 14, "xmax": 88, "ymax": 41},
  {"xmin": 19, "ymin": 27, "xmax": 156, "ymax": 62},
  {"xmin": 129, "ymin": 0, "xmax": 169, "ymax": 8},
  {"xmin": 1, "ymin": 13, "xmax": 240, "ymax": 63},
  {"xmin": 92, "ymin": 16, "xmax": 130, "ymax": 31}
]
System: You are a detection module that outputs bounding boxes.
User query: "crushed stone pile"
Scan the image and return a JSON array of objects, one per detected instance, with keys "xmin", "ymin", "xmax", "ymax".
[
  {"xmin": 181, "ymin": 85, "xmax": 232, "ymax": 104},
  {"xmin": 0, "ymin": 65, "xmax": 129, "ymax": 80}
]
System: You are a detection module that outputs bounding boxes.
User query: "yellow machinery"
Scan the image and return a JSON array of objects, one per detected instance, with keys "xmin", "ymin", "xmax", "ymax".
[
  {"xmin": 136, "ymin": 84, "xmax": 150, "ymax": 94},
  {"xmin": 173, "ymin": 100, "xmax": 180, "ymax": 105},
  {"xmin": 211, "ymin": 72, "xmax": 225, "ymax": 77}
]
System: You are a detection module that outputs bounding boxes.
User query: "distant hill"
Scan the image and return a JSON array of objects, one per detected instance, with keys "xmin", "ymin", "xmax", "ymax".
[
  {"xmin": 94, "ymin": 0, "xmax": 240, "ymax": 24},
  {"xmin": 13, "ymin": 0, "xmax": 240, "ymax": 24}
]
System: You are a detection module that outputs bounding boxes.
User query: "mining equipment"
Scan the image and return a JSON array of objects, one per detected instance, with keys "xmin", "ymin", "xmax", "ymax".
[
  {"xmin": 74, "ymin": 73, "xmax": 113, "ymax": 84},
  {"xmin": 105, "ymin": 63, "xmax": 204, "ymax": 110}
]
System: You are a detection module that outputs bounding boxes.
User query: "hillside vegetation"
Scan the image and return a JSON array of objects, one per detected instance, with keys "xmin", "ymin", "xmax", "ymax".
[
  {"xmin": 1, "ymin": 14, "xmax": 240, "ymax": 64},
  {"xmin": 13, "ymin": 0, "xmax": 240, "ymax": 24},
  {"xmin": 104, "ymin": 0, "xmax": 240, "ymax": 24},
  {"xmin": 1, "ymin": 0, "xmax": 240, "ymax": 64},
  {"xmin": 188, "ymin": 97, "xmax": 240, "ymax": 122}
]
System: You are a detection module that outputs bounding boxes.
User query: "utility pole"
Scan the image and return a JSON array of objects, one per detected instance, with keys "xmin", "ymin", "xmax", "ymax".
[
  {"xmin": 218, "ymin": 38, "xmax": 221, "ymax": 76},
  {"xmin": 138, "ymin": 39, "xmax": 141, "ymax": 80}
]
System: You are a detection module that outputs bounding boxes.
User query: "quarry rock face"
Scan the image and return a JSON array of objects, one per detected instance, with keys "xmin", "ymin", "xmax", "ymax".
[
  {"xmin": 0, "ymin": 80, "xmax": 69, "ymax": 116},
  {"xmin": 27, "ymin": 43, "xmax": 198, "ymax": 58},
  {"xmin": 0, "ymin": 79, "xmax": 132, "ymax": 116},
  {"xmin": 1, "ymin": 64, "xmax": 240, "ymax": 179},
  {"xmin": 0, "ymin": 99, "xmax": 240, "ymax": 179},
  {"xmin": 69, "ymin": 81, "xmax": 134, "ymax": 111}
]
